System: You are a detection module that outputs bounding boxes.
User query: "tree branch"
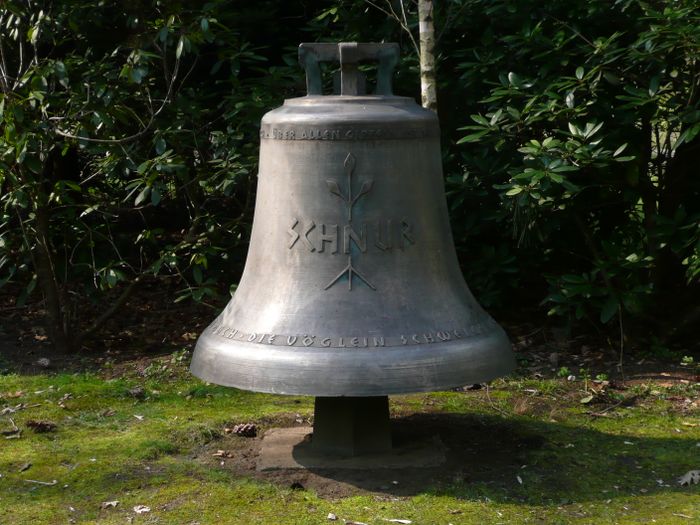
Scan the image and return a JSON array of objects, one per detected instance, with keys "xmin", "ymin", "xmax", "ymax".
[
  {"xmin": 53, "ymin": 46, "xmax": 182, "ymax": 144},
  {"xmin": 365, "ymin": 0, "xmax": 420, "ymax": 57},
  {"xmin": 398, "ymin": 0, "xmax": 420, "ymax": 57},
  {"xmin": 74, "ymin": 276, "xmax": 141, "ymax": 348},
  {"xmin": 0, "ymin": 13, "xmax": 10, "ymax": 92}
]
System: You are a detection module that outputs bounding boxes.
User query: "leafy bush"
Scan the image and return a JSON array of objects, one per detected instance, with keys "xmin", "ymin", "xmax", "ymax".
[
  {"xmin": 0, "ymin": 0, "xmax": 302, "ymax": 350},
  {"xmin": 442, "ymin": 0, "xmax": 700, "ymax": 342},
  {"xmin": 1, "ymin": 0, "xmax": 698, "ymax": 353}
]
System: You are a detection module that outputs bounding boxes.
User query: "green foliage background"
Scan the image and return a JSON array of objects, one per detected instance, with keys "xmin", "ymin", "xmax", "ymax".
[{"xmin": 0, "ymin": 0, "xmax": 698, "ymax": 352}]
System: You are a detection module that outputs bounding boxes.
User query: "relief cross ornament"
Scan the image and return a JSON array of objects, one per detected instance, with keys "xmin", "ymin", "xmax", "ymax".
[
  {"xmin": 324, "ymin": 153, "xmax": 376, "ymax": 291},
  {"xmin": 326, "ymin": 153, "xmax": 373, "ymax": 222}
]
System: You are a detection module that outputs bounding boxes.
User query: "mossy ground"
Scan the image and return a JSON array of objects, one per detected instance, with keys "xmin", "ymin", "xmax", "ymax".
[{"xmin": 0, "ymin": 351, "xmax": 698, "ymax": 525}]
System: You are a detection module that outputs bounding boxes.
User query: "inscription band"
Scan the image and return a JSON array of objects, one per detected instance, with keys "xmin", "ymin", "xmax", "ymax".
[
  {"xmin": 260, "ymin": 122, "xmax": 440, "ymax": 141},
  {"xmin": 207, "ymin": 318, "xmax": 497, "ymax": 349}
]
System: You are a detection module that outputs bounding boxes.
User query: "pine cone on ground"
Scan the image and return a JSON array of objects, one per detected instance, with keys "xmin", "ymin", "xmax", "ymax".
[{"xmin": 225, "ymin": 423, "xmax": 257, "ymax": 437}]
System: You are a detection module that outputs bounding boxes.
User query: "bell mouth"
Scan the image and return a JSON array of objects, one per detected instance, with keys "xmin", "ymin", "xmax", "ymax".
[{"xmin": 190, "ymin": 326, "xmax": 515, "ymax": 397}]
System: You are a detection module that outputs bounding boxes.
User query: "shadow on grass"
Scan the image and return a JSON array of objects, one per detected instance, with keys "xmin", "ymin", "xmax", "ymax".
[{"xmin": 290, "ymin": 412, "xmax": 695, "ymax": 503}]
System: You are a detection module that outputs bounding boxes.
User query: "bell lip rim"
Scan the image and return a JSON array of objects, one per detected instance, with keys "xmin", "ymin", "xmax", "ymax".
[
  {"xmin": 188, "ymin": 365, "xmax": 517, "ymax": 397},
  {"xmin": 189, "ymin": 328, "xmax": 516, "ymax": 397}
]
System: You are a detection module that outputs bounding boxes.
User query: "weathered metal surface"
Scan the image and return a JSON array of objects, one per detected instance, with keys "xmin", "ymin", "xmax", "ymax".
[
  {"xmin": 299, "ymin": 42, "xmax": 399, "ymax": 96},
  {"xmin": 190, "ymin": 42, "xmax": 515, "ymax": 396}
]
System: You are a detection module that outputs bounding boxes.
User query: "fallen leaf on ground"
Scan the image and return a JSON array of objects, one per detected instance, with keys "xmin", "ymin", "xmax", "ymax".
[
  {"xmin": 385, "ymin": 520, "xmax": 412, "ymax": 524},
  {"xmin": 212, "ymin": 450, "xmax": 233, "ymax": 458},
  {"xmin": 58, "ymin": 393, "xmax": 72, "ymax": 409},
  {"xmin": 1, "ymin": 417, "xmax": 20, "ymax": 437},
  {"xmin": 2, "ymin": 403, "xmax": 42, "ymax": 416},
  {"xmin": 678, "ymin": 470, "xmax": 700, "ymax": 486},
  {"xmin": 133, "ymin": 505, "xmax": 150, "ymax": 514},
  {"xmin": 100, "ymin": 409, "xmax": 116, "ymax": 417},
  {"xmin": 133, "ymin": 415, "xmax": 144, "ymax": 421},
  {"xmin": 327, "ymin": 513, "xmax": 337, "ymax": 520},
  {"xmin": 3, "ymin": 391, "xmax": 24, "ymax": 399},
  {"xmin": 26, "ymin": 420, "xmax": 57, "ymax": 433},
  {"xmin": 1, "ymin": 404, "xmax": 23, "ymax": 415},
  {"xmin": 128, "ymin": 386, "xmax": 146, "ymax": 399},
  {"xmin": 18, "ymin": 462, "xmax": 32, "ymax": 472},
  {"xmin": 101, "ymin": 501, "xmax": 119, "ymax": 509}
]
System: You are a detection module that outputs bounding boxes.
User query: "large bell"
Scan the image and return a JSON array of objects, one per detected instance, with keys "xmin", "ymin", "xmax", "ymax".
[{"xmin": 191, "ymin": 42, "xmax": 514, "ymax": 412}]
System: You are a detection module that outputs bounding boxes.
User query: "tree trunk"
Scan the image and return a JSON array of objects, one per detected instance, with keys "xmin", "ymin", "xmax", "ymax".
[
  {"xmin": 418, "ymin": 0, "xmax": 438, "ymax": 113},
  {"xmin": 33, "ymin": 204, "xmax": 72, "ymax": 353},
  {"xmin": 654, "ymin": 133, "xmax": 700, "ymax": 304},
  {"xmin": 638, "ymin": 118, "xmax": 657, "ymax": 257}
]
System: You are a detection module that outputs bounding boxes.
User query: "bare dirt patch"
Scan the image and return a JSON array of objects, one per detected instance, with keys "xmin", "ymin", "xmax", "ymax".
[
  {"xmin": 194, "ymin": 412, "xmax": 549, "ymax": 499},
  {"xmin": 0, "ymin": 279, "xmax": 214, "ymax": 376}
]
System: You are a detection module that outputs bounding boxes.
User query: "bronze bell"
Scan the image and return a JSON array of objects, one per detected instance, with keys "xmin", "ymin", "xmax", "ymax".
[{"xmin": 191, "ymin": 43, "xmax": 515, "ymax": 455}]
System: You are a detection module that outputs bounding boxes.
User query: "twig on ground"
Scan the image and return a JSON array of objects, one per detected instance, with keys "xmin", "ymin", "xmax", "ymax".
[
  {"xmin": 23, "ymin": 479, "xmax": 58, "ymax": 486},
  {"xmin": 485, "ymin": 384, "xmax": 510, "ymax": 416},
  {"xmin": 587, "ymin": 395, "xmax": 638, "ymax": 417}
]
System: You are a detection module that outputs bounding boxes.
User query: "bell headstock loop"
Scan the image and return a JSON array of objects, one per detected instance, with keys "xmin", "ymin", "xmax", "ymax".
[{"xmin": 298, "ymin": 42, "xmax": 399, "ymax": 96}]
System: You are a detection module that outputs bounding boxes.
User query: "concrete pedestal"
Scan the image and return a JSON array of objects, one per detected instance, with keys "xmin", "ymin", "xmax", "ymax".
[
  {"xmin": 312, "ymin": 396, "xmax": 392, "ymax": 456},
  {"xmin": 257, "ymin": 396, "xmax": 447, "ymax": 470},
  {"xmin": 257, "ymin": 427, "xmax": 446, "ymax": 471}
]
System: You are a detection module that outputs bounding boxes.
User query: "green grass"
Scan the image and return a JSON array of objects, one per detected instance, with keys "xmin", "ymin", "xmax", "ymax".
[{"xmin": 0, "ymin": 356, "xmax": 698, "ymax": 524}]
